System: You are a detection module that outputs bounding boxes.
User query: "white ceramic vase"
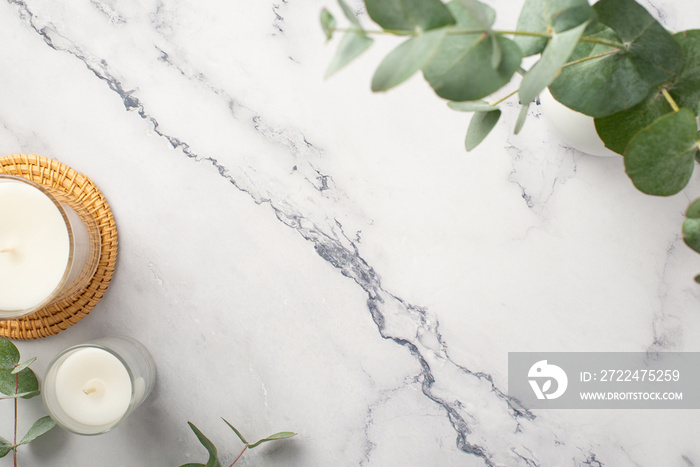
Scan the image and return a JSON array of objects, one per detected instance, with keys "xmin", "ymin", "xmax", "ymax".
[{"xmin": 540, "ymin": 88, "xmax": 619, "ymax": 157}]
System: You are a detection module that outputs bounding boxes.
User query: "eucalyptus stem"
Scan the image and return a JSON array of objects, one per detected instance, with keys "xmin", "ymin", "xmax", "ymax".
[
  {"xmin": 493, "ymin": 89, "xmax": 518, "ymax": 105},
  {"xmin": 661, "ymin": 88, "xmax": 680, "ymax": 111},
  {"xmin": 230, "ymin": 445, "xmax": 248, "ymax": 466},
  {"xmin": 14, "ymin": 372, "xmax": 18, "ymax": 467},
  {"xmin": 335, "ymin": 27, "xmax": 625, "ymax": 49}
]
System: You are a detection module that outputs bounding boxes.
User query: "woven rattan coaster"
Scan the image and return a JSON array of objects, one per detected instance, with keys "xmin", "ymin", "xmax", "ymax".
[{"xmin": 0, "ymin": 154, "xmax": 117, "ymax": 339}]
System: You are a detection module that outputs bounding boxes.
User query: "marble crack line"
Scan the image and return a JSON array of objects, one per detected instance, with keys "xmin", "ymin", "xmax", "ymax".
[{"xmin": 11, "ymin": 3, "xmax": 606, "ymax": 464}]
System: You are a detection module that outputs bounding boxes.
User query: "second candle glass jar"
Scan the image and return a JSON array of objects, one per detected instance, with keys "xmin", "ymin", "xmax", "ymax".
[{"xmin": 42, "ymin": 336, "xmax": 156, "ymax": 435}]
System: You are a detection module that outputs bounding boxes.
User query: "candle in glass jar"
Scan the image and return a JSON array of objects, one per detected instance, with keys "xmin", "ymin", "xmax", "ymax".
[
  {"xmin": 43, "ymin": 337, "xmax": 156, "ymax": 435},
  {"xmin": 54, "ymin": 347, "xmax": 132, "ymax": 427},
  {"xmin": 0, "ymin": 180, "xmax": 70, "ymax": 311}
]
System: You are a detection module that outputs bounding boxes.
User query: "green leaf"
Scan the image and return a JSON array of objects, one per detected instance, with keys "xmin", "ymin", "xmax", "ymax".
[
  {"xmin": 458, "ymin": 0, "xmax": 493, "ymax": 29},
  {"xmin": 514, "ymin": 103, "xmax": 529, "ymax": 134},
  {"xmin": 0, "ymin": 339, "xmax": 20, "ymax": 370},
  {"xmin": 594, "ymin": 30, "xmax": 700, "ymax": 153},
  {"xmin": 687, "ymin": 198, "xmax": 700, "ymax": 219},
  {"xmin": 670, "ymin": 30, "xmax": 700, "ymax": 115},
  {"xmin": 0, "ymin": 437, "xmax": 12, "ymax": 458},
  {"xmin": 458, "ymin": 0, "xmax": 502, "ymax": 68},
  {"xmin": 594, "ymin": 87, "xmax": 673, "ymax": 155},
  {"xmin": 448, "ymin": 100, "xmax": 498, "ymax": 112},
  {"xmin": 464, "ymin": 110, "xmax": 501, "ymax": 151},
  {"xmin": 248, "ymin": 432, "xmax": 297, "ymax": 449},
  {"xmin": 325, "ymin": 31, "xmax": 373, "ymax": 78},
  {"xmin": 372, "ymin": 29, "xmax": 448, "ymax": 92},
  {"xmin": 624, "ymin": 109, "xmax": 699, "ymax": 196},
  {"xmin": 551, "ymin": 5, "xmax": 597, "ymax": 33},
  {"xmin": 514, "ymin": 0, "xmax": 594, "ymax": 56},
  {"xmin": 0, "ymin": 367, "xmax": 38, "ymax": 398},
  {"xmin": 18, "ymin": 416, "xmax": 56, "ymax": 445},
  {"xmin": 179, "ymin": 464, "xmax": 206, "ymax": 467},
  {"xmin": 550, "ymin": 0, "xmax": 682, "ymax": 117},
  {"xmin": 337, "ymin": 0, "xmax": 360, "ymax": 29},
  {"xmin": 320, "ymin": 9, "xmax": 336, "ymax": 40},
  {"xmin": 0, "ymin": 390, "xmax": 40, "ymax": 400},
  {"xmin": 365, "ymin": 0, "xmax": 455, "ymax": 32},
  {"xmin": 11, "ymin": 357, "xmax": 36, "ymax": 375},
  {"xmin": 519, "ymin": 21, "xmax": 588, "ymax": 104},
  {"xmin": 222, "ymin": 419, "xmax": 248, "ymax": 445},
  {"xmin": 683, "ymin": 199, "xmax": 700, "ymax": 253},
  {"xmin": 187, "ymin": 423, "xmax": 222, "ymax": 467},
  {"xmin": 423, "ymin": 1, "xmax": 522, "ymax": 102}
]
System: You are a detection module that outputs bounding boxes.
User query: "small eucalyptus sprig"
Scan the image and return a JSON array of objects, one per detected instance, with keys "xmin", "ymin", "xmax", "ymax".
[
  {"xmin": 0, "ymin": 338, "xmax": 56, "ymax": 466},
  {"xmin": 181, "ymin": 419, "xmax": 296, "ymax": 467}
]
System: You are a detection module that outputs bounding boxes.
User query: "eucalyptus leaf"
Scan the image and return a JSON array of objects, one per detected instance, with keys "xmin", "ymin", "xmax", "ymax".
[
  {"xmin": 686, "ymin": 198, "xmax": 700, "ymax": 219},
  {"xmin": 683, "ymin": 218, "xmax": 700, "ymax": 253},
  {"xmin": 519, "ymin": 21, "xmax": 587, "ymax": 104},
  {"xmin": 365, "ymin": 0, "xmax": 455, "ymax": 32},
  {"xmin": 187, "ymin": 422, "xmax": 222, "ymax": 467},
  {"xmin": 594, "ymin": 30, "xmax": 700, "ymax": 153},
  {"xmin": 514, "ymin": 0, "xmax": 594, "ymax": 56},
  {"xmin": 514, "ymin": 103, "xmax": 529, "ymax": 134},
  {"xmin": 372, "ymin": 29, "xmax": 447, "ymax": 92},
  {"xmin": 460, "ymin": 0, "xmax": 503, "ymax": 68},
  {"xmin": 0, "ymin": 339, "xmax": 20, "ymax": 370},
  {"xmin": 683, "ymin": 198, "xmax": 700, "ymax": 253},
  {"xmin": 459, "ymin": 0, "xmax": 493, "ymax": 29},
  {"xmin": 0, "ymin": 390, "xmax": 40, "ymax": 400},
  {"xmin": 0, "ymin": 367, "xmax": 38, "ymax": 398},
  {"xmin": 326, "ymin": 31, "xmax": 373, "ymax": 78},
  {"xmin": 551, "ymin": 5, "xmax": 597, "ymax": 33},
  {"xmin": 423, "ymin": 1, "xmax": 521, "ymax": 102},
  {"xmin": 248, "ymin": 432, "xmax": 297, "ymax": 449},
  {"xmin": 448, "ymin": 100, "xmax": 498, "ymax": 112},
  {"xmin": 18, "ymin": 416, "xmax": 55, "ymax": 445},
  {"xmin": 337, "ymin": 0, "xmax": 361, "ymax": 28},
  {"xmin": 670, "ymin": 30, "xmax": 700, "ymax": 115},
  {"xmin": 222, "ymin": 419, "xmax": 248, "ymax": 445},
  {"xmin": 549, "ymin": 0, "xmax": 682, "ymax": 117},
  {"xmin": 320, "ymin": 9, "xmax": 336, "ymax": 40},
  {"xmin": 11, "ymin": 357, "xmax": 36, "ymax": 375},
  {"xmin": 624, "ymin": 108, "xmax": 699, "ymax": 196},
  {"xmin": 465, "ymin": 110, "xmax": 501, "ymax": 151},
  {"xmin": 0, "ymin": 437, "xmax": 11, "ymax": 458},
  {"xmin": 594, "ymin": 87, "xmax": 673, "ymax": 154}
]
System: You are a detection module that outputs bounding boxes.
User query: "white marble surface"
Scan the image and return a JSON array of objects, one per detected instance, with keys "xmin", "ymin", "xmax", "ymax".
[{"xmin": 1, "ymin": 0, "xmax": 699, "ymax": 465}]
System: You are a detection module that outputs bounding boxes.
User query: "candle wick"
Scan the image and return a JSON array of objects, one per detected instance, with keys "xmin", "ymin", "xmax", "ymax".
[{"xmin": 83, "ymin": 386, "xmax": 97, "ymax": 395}]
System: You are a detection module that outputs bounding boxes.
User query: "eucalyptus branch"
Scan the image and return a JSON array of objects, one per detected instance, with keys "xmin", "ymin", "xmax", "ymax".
[
  {"xmin": 334, "ymin": 26, "xmax": 625, "ymax": 49},
  {"xmin": 181, "ymin": 420, "xmax": 296, "ymax": 467},
  {"xmin": 0, "ymin": 339, "xmax": 56, "ymax": 466}
]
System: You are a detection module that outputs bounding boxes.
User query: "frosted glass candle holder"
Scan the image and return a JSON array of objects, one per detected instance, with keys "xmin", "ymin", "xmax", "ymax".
[
  {"xmin": 0, "ymin": 174, "xmax": 101, "ymax": 319},
  {"xmin": 43, "ymin": 336, "xmax": 156, "ymax": 435}
]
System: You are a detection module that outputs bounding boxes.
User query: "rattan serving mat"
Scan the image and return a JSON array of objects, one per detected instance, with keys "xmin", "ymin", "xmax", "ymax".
[{"xmin": 0, "ymin": 154, "xmax": 117, "ymax": 339}]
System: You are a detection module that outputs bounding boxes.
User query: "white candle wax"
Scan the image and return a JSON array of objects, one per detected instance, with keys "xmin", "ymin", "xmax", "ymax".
[
  {"xmin": 54, "ymin": 347, "xmax": 132, "ymax": 427},
  {"xmin": 0, "ymin": 180, "xmax": 70, "ymax": 311}
]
